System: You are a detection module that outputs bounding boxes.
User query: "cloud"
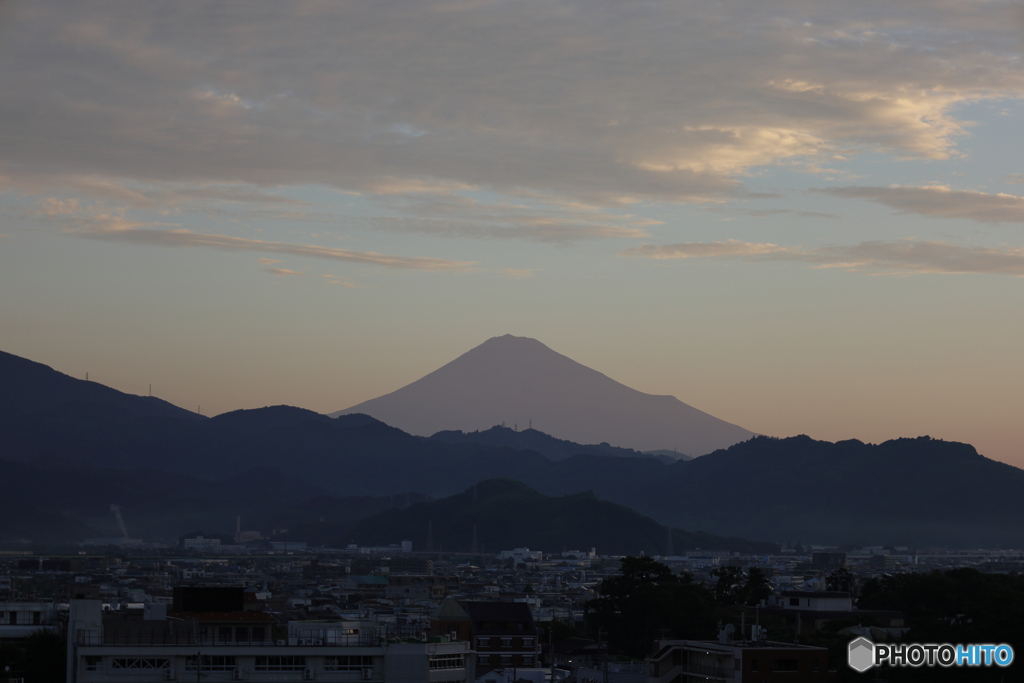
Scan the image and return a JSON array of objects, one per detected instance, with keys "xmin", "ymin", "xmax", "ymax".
[
  {"xmin": 42, "ymin": 204, "xmax": 475, "ymax": 271},
  {"xmin": 623, "ymin": 239, "xmax": 1024, "ymax": 276},
  {"xmin": 1007, "ymin": 174, "xmax": 1024, "ymax": 185},
  {"xmin": 257, "ymin": 258, "xmax": 282, "ymax": 265},
  {"xmin": 361, "ymin": 192, "xmax": 656, "ymax": 244},
  {"xmin": 321, "ymin": 274, "xmax": 362, "ymax": 288},
  {"xmin": 625, "ymin": 240, "xmax": 794, "ymax": 260},
  {"xmin": 2, "ymin": 0, "xmax": 1022, "ymax": 209},
  {"xmin": 493, "ymin": 268, "xmax": 537, "ymax": 278},
  {"xmin": 747, "ymin": 208, "xmax": 839, "ymax": 219},
  {"xmin": 815, "ymin": 185, "xmax": 1024, "ymax": 224},
  {"xmin": 265, "ymin": 267, "xmax": 303, "ymax": 276},
  {"xmin": 83, "ymin": 227, "xmax": 475, "ymax": 271}
]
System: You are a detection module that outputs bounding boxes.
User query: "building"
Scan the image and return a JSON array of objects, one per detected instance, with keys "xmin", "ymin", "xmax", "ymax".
[
  {"xmin": 183, "ymin": 536, "xmax": 221, "ymax": 550},
  {"xmin": 386, "ymin": 576, "xmax": 461, "ymax": 602},
  {"xmin": 646, "ymin": 636, "xmax": 835, "ymax": 682},
  {"xmin": 67, "ymin": 596, "xmax": 475, "ymax": 683},
  {"xmin": 765, "ymin": 591, "xmax": 905, "ymax": 637},
  {"xmin": 0, "ymin": 601, "xmax": 59, "ymax": 642},
  {"xmin": 778, "ymin": 591, "xmax": 852, "ymax": 612},
  {"xmin": 497, "ymin": 549, "xmax": 542, "ymax": 564},
  {"xmin": 810, "ymin": 553, "xmax": 846, "ymax": 570},
  {"xmin": 430, "ymin": 599, "xmax": 539, "ymax": 674}
]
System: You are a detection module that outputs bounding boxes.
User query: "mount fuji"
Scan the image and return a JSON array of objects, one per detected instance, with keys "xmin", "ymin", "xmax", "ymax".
[{"xmin": 332, "ymin": 335, "xmax": 755, "ymax": 455}]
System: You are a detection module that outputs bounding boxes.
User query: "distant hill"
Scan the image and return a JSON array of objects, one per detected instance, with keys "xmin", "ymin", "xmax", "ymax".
[
  {"xmin": 0, "ymin": 457, "xmax": 429, "ymax": 544},
  {"xmin": 334, "ymin": 479, "xmax": 777, "ymax": 555},
  {"xmin": 6, "ymin": 348, "xmax": 1024, "ymax": 547},
  {"xmin": 429, "ymin": 425, "xmax": 682, "ymax": 461},
  {"xmin": 332, "ymin": 335, "xmax": 755, "ymax": 455},
  {"xmin": 209, "ymin": 405, "xmax": 333, "ymax": 434},
  {"xmin": 640, "ymin": 435, "xmax": 1024, "ymax": 548},
  {"xmin": 644, "ymin": 449, "xmax": 694, "ymax": 462},
  {"xmin": 0, "ymin": 350, "xmax": 202, "ymax": 420}
]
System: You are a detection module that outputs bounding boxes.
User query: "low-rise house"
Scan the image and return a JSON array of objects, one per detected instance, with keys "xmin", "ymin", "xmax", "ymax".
[{"xmin": 646, "ymin": 635, "xmax": 835, "ymax": 683}]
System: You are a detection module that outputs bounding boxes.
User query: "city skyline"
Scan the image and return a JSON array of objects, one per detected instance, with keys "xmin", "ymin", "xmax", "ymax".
[{"xmin": 1, "ymin": 1, "xmax": 1023, "ymax": 465}]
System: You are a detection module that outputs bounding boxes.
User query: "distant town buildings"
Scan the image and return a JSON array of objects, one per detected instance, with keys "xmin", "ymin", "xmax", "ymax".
[{"xmin": 2, "ymin": 539, "xmax": 1019, "ymax": 683}]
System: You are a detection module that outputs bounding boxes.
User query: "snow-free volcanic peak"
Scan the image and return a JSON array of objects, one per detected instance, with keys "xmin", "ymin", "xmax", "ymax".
[{"xmin": 332, "ymin": 335, "xmax": 755, "ymax": 455}]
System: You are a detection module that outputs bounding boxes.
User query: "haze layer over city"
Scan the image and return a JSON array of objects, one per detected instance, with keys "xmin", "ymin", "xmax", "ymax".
[{"xmin": 1, "ymin": 1, "xmax": 1023, "ymax": 467}]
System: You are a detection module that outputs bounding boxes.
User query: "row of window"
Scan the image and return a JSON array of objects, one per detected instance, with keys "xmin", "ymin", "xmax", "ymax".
[
  {"xmin": 110, "ymin": 659, "xmax": 172, "ymax": 670},
  {"xmin": 86, "ymin": 656, "xmax": 379, "ymax": 674},
  {"xmin": 186, "ymin": 656, "xmax": 237, "ymax": 671},
  {"xmin": 0, "ymin": 611, "xmax": 44, "ymax": 625},
  {"xmin": 478, "ymin": 655, "xmax": 533, "ymax": 666},
  {"xmin": 323, "ymin": 656, "xmax": 373, "ymax": 671},
  {"xmin": 477, "ymin": 638, "xmax": 533, "ymax": 648},
  {"xmin": 202, "ymin": 626, "xmax": 269, "ymax": 643},
  {"xmin": 255, "ymin": 656, "xmax": 307, "ymax": 671},
  {"xmin": 428, "ymin": 655, "xmax": 465, "ymax": 670}
]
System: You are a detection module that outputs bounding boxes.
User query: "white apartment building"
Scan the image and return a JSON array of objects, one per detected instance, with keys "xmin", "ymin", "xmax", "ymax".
[
  {"xmin": 0, "ymin": 600, "xmax": 59, "ymax": 641},
  {"xmin": 67, "ymin": 600, "xmax": 475, "ymax": 683}
]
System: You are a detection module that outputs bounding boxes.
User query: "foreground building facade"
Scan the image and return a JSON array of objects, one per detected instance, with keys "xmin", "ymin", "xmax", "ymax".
[{"xmin": 67, "ymin": 599, "xmax": 474, "ymax": 683}]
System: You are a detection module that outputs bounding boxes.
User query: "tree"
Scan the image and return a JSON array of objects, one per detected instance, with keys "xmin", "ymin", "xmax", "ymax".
[
  {"xmin": 586, "ymin": 556, "xmax": 715, "ymax": 656},
  {"xmin": 825, "ymin": 567, "xmax": 854, "ymax": 593},
  {"xmin": 22, "ymin": 631, "xmax": 65, "ymax": 683},
  {"xmin": 710, "ymin": 566, "xmax": 745, "ymax": 605},
  {"xmin": 742, "ymin": 567, "xmax": 772, "ymax": 606}
]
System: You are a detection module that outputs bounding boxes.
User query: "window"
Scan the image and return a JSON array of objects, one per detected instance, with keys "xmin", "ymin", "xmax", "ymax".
[
  {"xmin": 478, "ymin": 655, "xmax": 490, "ymax": 665},
  {"xmin": 236, "ymin": 627, "xmax": 249, "ymax": 642},
  {"xmin": 478, "ymin": 637, "xmax": 490, "ymax": 648},
  {"xmin": 523, "ymin": 656, "xmax": 533, "ymax": 666},
  {"xmin": 789, "ymin": 597, "xmax": 800, "ymax": 606},
  {"xmin": 751, "ymin": 659, "xmax": 758, "ymax": 672},
  {"xmin": 324, "ymin": 656, "xmax": 373, "ymax": 671},
  {"xmin": 501, "ymin": 638, "xmax": 512, "ymax": 648},
  {"xmin": 111, "ymin": 658, "xmax": 171, "ymax": 670},
  {"xmin": 500, "ymin": 656, "xmax": 512, "ymax": 665},
  {"xmin": 429, "ymin": 655, "xmax": 465, "ymax": 670},
  {"xmin": 774, "ymin": 659, "xmax": 799, "ymax": 672},
  {"xmin": 252, "ymin": 627, "xmax": 266, "ymax": 642},
  {"xmin": 523, "ymin": 638, "xmax": 534, "ymax": 647},
  {"xmin": 255, "ymin": 656, "xmax": 307, "ymax": 671},
  {"xmin": 218, "ymin": 626, "xmax": 232, "ymax": 643},
  {"xmin": 186, "ymin": 656, "xmax": 236, "ymax": 671},
  {"xmin": 84, "ymin": 657, "xmax": 103, "ymax": 672}
]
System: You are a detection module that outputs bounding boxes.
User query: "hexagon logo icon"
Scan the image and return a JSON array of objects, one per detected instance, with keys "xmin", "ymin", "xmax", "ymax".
[{"xmin": 848, "ymin": 637, "xmax": 875, "ymax": 672}]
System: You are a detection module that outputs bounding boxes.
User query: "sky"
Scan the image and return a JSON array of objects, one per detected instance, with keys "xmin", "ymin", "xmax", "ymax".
[{"xmin": 2, "ymin": 0, "xmax": 1024, "ymax": 465}]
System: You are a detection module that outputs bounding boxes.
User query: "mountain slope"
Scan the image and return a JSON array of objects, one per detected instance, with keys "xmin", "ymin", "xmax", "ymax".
[
  {"xmin": 429, "ymin": 425, "xmax": 682, "ymax": 461},
  {"xmin": 333, "ymin": 335, "xmax": 754, "ymax": 455},
  {"xmin": 335, "ymin": 479, "xmax": 777, "ymax": 555},
  {"xmin": 0, "ymin": 350, "xmax": 201, "ymax": 420},
  {"xmin": 7, "ymin": 349, "xmax": 1024, "ymax": 547},
  {"xmin": 639, "ymin": 435, "xmax": 1024, "ymax": 547}
]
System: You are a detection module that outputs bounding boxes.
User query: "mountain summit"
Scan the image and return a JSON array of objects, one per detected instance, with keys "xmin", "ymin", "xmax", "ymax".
[{"xmin": 332, "ymin": 335, "xmax": 754, "ymax": 455}]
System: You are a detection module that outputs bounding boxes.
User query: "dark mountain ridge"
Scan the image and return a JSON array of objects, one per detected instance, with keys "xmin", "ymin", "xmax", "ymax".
[
  {"xmin": 3, "ymin": 348, "xmax": 1024, "ymax": 547},
  {"xmin": 0, "ymin": 350, "xmax": 202, "ymax": 421},
  {"xmin": 429, "ymin": 425, "xmax": 684, "ymax": 461},
  {"xmin": 336, "ymin": 479, "xmax": 777, "ymax": 555}
]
